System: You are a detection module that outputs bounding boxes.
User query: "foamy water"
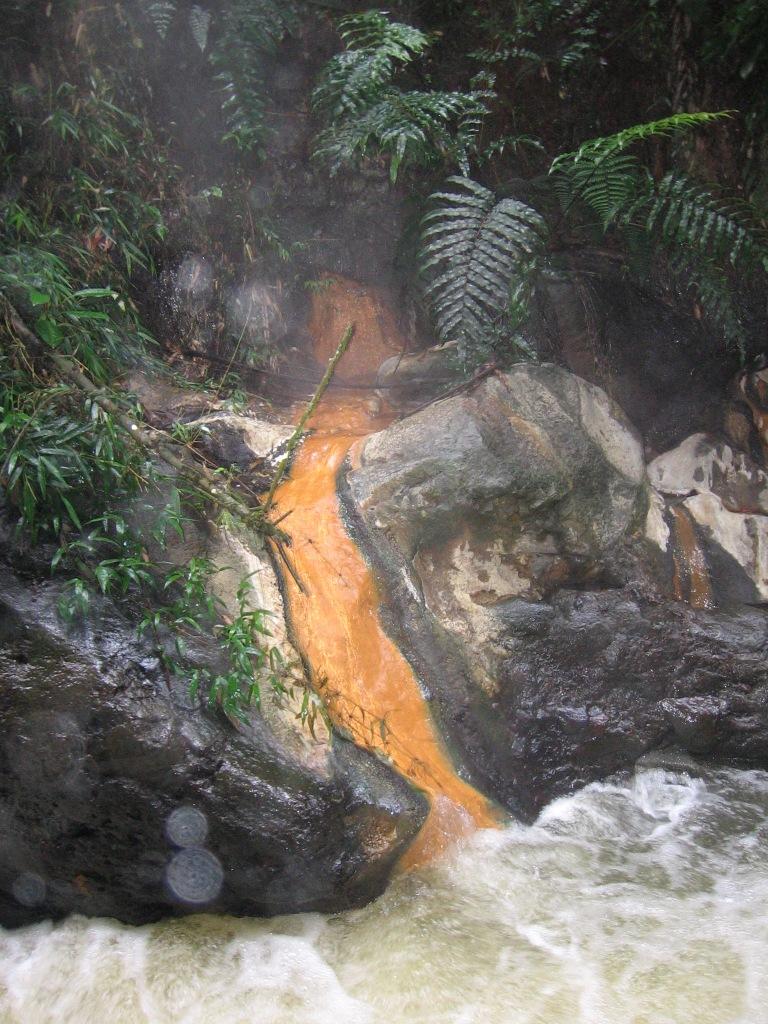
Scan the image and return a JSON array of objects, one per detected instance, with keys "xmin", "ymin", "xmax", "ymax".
[{"xmin": 1, "ymin": 764, "xmax": 767, "ymax": 1024}]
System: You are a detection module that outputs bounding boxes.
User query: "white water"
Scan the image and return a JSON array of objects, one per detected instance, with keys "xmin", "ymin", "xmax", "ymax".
[{"xmin": 1, "ymin": 764, "xmax": 767, "ymax": 1024}]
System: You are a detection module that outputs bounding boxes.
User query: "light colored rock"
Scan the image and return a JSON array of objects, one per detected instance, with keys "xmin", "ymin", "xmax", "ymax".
[
  {"xmin": 206, "ymin": 527, "xmax": 331, "ymax": 759},
  {"xmin": 187, "ymin": 413, "xmax": 293, "ymax": 467},
  {"xmin": 684, "ymin": 492, "xmax": 768, "ymax": 602},
  {"xmin": 645, "ymin": 488, "xmax": 670, "ymax": 551},
  {"xmin": 648, "ymin": 433, "xmax": 768, "ymax": 513}
]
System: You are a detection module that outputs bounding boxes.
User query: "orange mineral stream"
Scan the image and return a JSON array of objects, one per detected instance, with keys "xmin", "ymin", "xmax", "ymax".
[{"xmin": 271, "ymin": 386, "xmax": 498, "ymax": 869}]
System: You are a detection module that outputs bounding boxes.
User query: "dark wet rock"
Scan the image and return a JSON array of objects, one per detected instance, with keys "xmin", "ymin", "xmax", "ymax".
[
  {"xmin": 491, "ymin": 592, "xmax": 768, "ymax": 813},
  {"xmin": 0, "ymin": 566, "xmax": 427, "ymax": 928},
  {"xmin": 375, "ymin": 343, "xmax": 465, "ymax": 410},
  {"xmin": 182, "ymin": 412, "xmax": 292, "ymax": 473},
  {"xmin": 343, "ymin": 364, "xmax": 768, "ymax": 819},
  {"xmin": 533, "ymin": 257, "xmax": 734, "ymax": 453}
]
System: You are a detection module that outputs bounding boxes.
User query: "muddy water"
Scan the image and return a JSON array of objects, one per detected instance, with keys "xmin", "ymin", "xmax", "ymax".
[
  {"xmin": 269, "ymin": 276, "xmax": 498, "ymax": 865},
  {"xmin": 1, "ymin": 764, "xmax": 766, "ymax": 1024},
  {"xmin": 670, "ymin": 505, "xmax": 714, "ymax": 609},
  {"xmin": 272, "ymin": 394, "xmax": 498, "ymax": 867}
]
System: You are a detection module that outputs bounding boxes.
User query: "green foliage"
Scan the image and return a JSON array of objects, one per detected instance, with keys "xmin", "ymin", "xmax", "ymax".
[
  {"xmin": 420, "ymin": 176, "xmax": 547, "ymax": 363},
  {"xmin": 0, "ymin": 368, "xmax": 146, "ymax": 544},
  {"xmin": 313, "ymin": 11, "xmax": 493, "ymax": 182},
  {"xmin": 0, "ymin": 69, "xmax": 288, "ymax": 719},
  {"xmin": 312, "ymin": 11, "xmax": 430, "ymax": 120},
  {"xmin": 211, "ymin": 0, "xmax": 304, "ymax": 154},
  {"xmin": 134, "ymin": 0, "xmax": 303, "ymax": 153},
  {"xmin": 470, "ymin": 0, "xmax": 608, "ymax": 79},
  {"xmin": 189, "ymin": 5, "xmax": 212, "ymax": 51},
  {"xmin": 141, "ymin": 0, "xmax": 177, "ymax": 39},
  {"xmin": 551, "ymin": 111, "xmax": 731, "ymax": 168},
  {"xmin": 552, "ymin": 112, "xmax": 768, "ymax": 351}
]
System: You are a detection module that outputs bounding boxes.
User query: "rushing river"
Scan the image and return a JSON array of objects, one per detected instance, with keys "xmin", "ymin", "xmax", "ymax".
[{"xmin": 1, "ymin": 763, "xmax": 766, "ymax": 1024}]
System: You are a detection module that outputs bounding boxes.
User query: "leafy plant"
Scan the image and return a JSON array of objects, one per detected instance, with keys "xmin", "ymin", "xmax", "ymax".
[
  {"xmin": 313, "ymin": 10, "xmax": 493, "ymax": 182},
  {"xmin": 420, "ymin": 176, "xmax": 547, "ymax": 362},
  {"xmin": 470, "ymin": 0, "xmax": 609, "ymax": 81},
  {"xmin": 0, "ymin": 69, "xmax": 291, "ymax": 720},
  {"xmin": 136, "ymin": 0, "xmax": 304, "ymax": 153},
  {"xmin": 551, "ymin": 111, "xmax": 768, "ymax": 350}
]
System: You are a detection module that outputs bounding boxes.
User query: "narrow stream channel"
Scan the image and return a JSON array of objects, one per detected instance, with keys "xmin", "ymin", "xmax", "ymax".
[{"xmin": 1, "ymin": 764, "xmax": 766, "ymax": 1023}]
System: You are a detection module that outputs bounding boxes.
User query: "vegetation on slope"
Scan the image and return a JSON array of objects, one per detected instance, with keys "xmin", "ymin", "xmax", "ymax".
[{"xmin": 1, "ymin": 0, "xmax": 767, "ymax": 717}]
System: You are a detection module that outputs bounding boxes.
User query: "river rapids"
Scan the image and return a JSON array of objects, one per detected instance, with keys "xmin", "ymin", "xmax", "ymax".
[{"xmin": 0, "ymin": 762, "xmax": 765, "ymax": 1024}]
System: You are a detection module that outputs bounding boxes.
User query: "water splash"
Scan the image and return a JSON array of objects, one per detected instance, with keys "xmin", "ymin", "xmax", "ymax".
[{"xmin": 1, "ymin": 765, "xmax": 766, "ymax": 1023}]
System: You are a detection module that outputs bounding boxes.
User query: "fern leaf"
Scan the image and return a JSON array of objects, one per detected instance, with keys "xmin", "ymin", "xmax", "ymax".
[
  {"xmin": 554, "ymin": 150, "xmax": 648, "ymax": 229},
  {"xmin": 210, "ymin": 0, "xmax": 303, "ymax": 153},
  {"xmin": 646, "ymin": 173, "xmax": 766, "ymax": 267},
  {"xmin": 337, "ymin": 11, "xmax": 428, "ymax": 61},
  {"xmin": 189, "ymin": 5, "xmax": 211, "ymax": 51},
  {"xmin": 141, "ymin": 0, "xmax": 176, "ymax": 40},
  {"xmin": 551, "ymin": 111, "xmax": 732, "ymax": 171},
  {"xmin": 313, "ymin": 12, "xmax": 429, "ymax": 120},
  {"xmin": 667, "ymin": 249, "xmax": 746, "ymax": 354},
  {"xmin": 314, "ymin": 89, "xmax": 489, "ymax": 183},
  {"xmin": 419, "ymin": 176, "xmax": 547, "ymax": 362}
]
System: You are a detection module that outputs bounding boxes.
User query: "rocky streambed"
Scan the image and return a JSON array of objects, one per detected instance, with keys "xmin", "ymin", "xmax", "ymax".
[{"xmin": 1, "ymin": 276, "xmax": 767, "ymax": 927}]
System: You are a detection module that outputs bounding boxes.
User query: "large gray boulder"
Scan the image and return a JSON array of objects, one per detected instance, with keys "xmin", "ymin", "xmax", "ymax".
[
  {"xmin": 0, "ymin": 567, "xmax": 427, "ymax": 928},
  {"xmin": 342, "ymin": 365, "xmax": 768, "ymax": 817},
  {"xmin": 349, "ymin": 365, "xmax": 646, "ymax": 692}
]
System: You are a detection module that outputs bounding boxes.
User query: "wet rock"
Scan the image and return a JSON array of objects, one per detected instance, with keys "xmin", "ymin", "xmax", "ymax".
[
  {"xmin": 375, "ymin": 343, "xmax": 465, "ymax": 410},
  {"xmin": 648, "ymin": 433, "xmax": 768, "ymax": 513},
  {"xmin": 343, "ymin": 364, "xmax": 768, "ymax": 818},
  {"xmin": 0, "ymin": 567, "xmax": 427, "ymax": 928},
  {"xmin": 534, "ymin": 256, "xmax": 733, "ymax": 451},
  {"xmin": 183, "ymin": 412, "xmax": 292, "ymax": 473},
  {"xmin": 491, "ymin": 592, "xmax": 768, "ymax": 813},
  {"xmin": 349, "ymin": 364, "xmax": 645, "ymax": 696},
  {"xmin": 683, "ymin": 492, "xmax": 768, "ymax": 603},
  {"xmin": 646, "ymin": 432, "xmax": 768, "ymax": 603}
]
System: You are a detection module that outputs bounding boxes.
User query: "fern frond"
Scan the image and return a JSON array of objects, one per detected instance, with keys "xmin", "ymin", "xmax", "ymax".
[
  {"xmin": 551, "ymin": 111, "xmax": 732, "ymax": 171},
  {"xmin": 337, "ymin": 10, "xmax": 428, "ymax": 59},
  {"xmin": 211, "ymin": 0, "xmax": 303, "ymax": 153},
  {"xmin": 646, "ymin": 172, "xmax": 767, "ymax": 267},
  {"xmin": 419, "ymin": 176, "xmax": 547, "ymax": 362},
  {"xmin": 554, "ymin": 150, "xmax": 648, "ymax": 229},
  {"xmin": 314, "ymin": 90, "xmax": 489, "ymax": 183},
  {"xmin": 312, "ymin": 11, "xmax": 429, "ymax": 120},
  {"xmin": 667, "ymin": 249, "xmax": 746, "ymax": 355},
  {"xmin": 313, "ymin": 10, "xmax": 490, "ymax": 182},
  {"xmin": 189, "ymin": 5, "xmax": 211, "ymax": 52},
  {"xmin": 141, "ymin": 0, "xmax": 176, "ymax": 39}
]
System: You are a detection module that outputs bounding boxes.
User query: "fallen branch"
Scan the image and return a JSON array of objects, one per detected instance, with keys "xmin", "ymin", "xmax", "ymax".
[{"xmin": 262, "ymin": 322, "xmax": 355, "ymax": 514}]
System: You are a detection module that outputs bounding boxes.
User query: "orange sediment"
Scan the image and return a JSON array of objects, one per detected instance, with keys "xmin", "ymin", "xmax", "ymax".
[
  {"xmin": 272, "ymin": 394, "xmax": 498, "ymax": 869},
  {"xmin": 671, "ymin": 505, "xmax": 714, "ymax": 610}
]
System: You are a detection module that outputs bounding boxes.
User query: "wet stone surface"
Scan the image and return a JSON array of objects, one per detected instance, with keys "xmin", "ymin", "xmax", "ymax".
[{"xmin": 0, "ymin": 566, "xmax": 427, "ymax": 928}]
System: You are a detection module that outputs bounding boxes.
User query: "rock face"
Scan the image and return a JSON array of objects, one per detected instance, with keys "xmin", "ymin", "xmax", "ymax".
[
  {"xmin": 344, "ymin": 364, "xmax": 768, "ymax": 818},
  {"xmin": 0, "ymin": 567, "xmax": 427, "ymax": 929},
  {"xmin": 648, "ymin": 432, "xmax": 768, "ymax": 603},
  {"xmin": 533, "ymin": 256, "xmax": 736, "ymax": 453}
]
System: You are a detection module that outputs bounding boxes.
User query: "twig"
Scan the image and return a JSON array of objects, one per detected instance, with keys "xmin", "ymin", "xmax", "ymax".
[{"xmin": 262, "ymin": 322, "xmax": 355, "ymax": 514}]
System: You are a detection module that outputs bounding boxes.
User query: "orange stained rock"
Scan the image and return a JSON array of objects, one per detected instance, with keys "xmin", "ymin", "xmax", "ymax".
[
  {"xmin": 273, "ymin": 400, "xmax": 499, "ymax": 870},
  {"xmin": 308, "ymin": 275, "xmax": 409, "ymax": 383},
  {"xmin": 671, "ymin": 505, "xmax": 714, "ymax": 610}
]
